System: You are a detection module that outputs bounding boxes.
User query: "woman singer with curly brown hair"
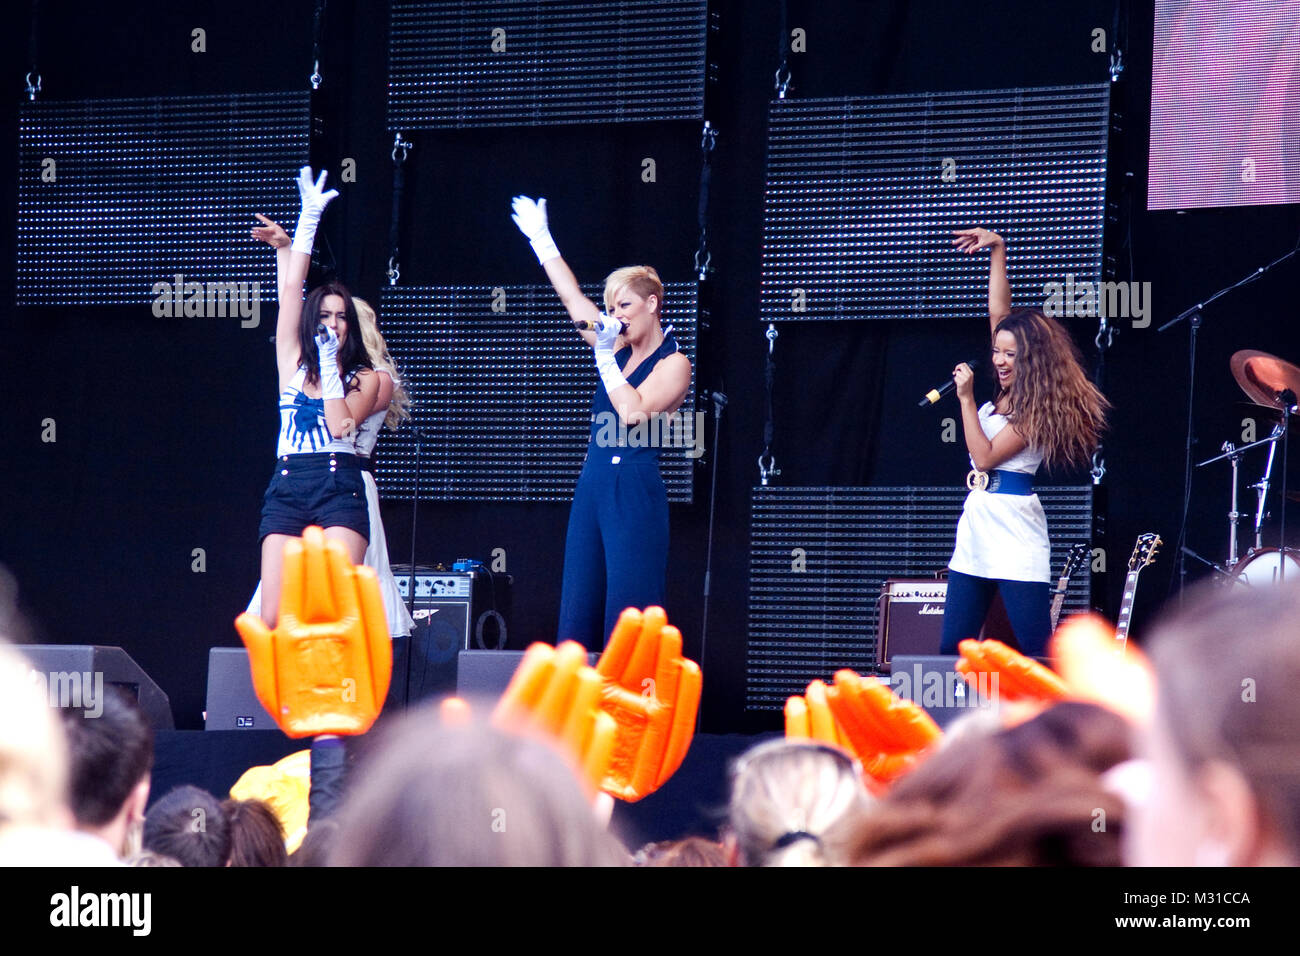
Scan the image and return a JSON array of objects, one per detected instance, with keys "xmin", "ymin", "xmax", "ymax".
[{"xmin": 940, "ymin": 228, "xmax": 1109, "ymax": 658}]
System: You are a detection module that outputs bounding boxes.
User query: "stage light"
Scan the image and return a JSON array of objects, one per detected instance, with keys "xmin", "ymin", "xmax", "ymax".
[
  {"xmin": 388, "ymin": 0, "xmax": 708, "ymax": 128},
  {"xmin": 17, "ymin": 91, "xmax": 308, "ymax": 306},
  {"xmin": 760, "ymin": 85, "xmax": 1110, "ymax": 321},
  {"xmin": 375, "ymin": 283, "xmax": 697, "ymax": 502}
]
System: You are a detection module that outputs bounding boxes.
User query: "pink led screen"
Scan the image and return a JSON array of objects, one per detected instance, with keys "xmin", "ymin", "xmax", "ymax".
[{"xmin": 1149, "ymin": 0, "xmax": 1300, "ymax": 210}]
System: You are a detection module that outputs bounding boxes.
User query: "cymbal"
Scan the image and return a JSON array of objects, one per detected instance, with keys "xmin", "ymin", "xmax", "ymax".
[{"xmin": 1231, "ymin": 350, "xmax": 1300, "ymax": 414}]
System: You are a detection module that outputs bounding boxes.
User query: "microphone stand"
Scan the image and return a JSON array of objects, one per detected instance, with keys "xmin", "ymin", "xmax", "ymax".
[
  {"xmin": 1280, "ymin": 390, "xmax": 1295, "ymax": 583},
  {"xmin": 697, "ymin": 390, "xmax": 727, "ymax": 732},
  {"xmin": 1158, "ymin": 238, "xmax": 1300, "ymax": 603},
  {"xmin": 401, "ymin": 425, "xmax": 437, "ymax": 708}
]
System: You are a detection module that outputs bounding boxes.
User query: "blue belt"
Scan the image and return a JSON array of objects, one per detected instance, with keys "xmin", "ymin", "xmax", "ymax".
[{"xmin": 966, "ymin": 468, "xmax": 1033, "ymax": 495}]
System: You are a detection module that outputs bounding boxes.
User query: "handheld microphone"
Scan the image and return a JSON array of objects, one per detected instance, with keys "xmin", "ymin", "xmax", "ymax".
[
  {"xmin": 919, "ymin": 359, "xmax": 979, "ymax": 407},
  {"xmin": 316, "ymin": 324, "xmax": 331, "ymax": 345},
  {"xmin": 573, "ymin": 316, "xmax": 628, "ymax": 335}
]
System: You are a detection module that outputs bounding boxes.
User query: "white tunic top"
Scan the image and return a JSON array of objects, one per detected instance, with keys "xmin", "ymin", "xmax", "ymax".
[{"xmin": 948, "ymin": 402, "xmax": 1051, "ymax": 583}]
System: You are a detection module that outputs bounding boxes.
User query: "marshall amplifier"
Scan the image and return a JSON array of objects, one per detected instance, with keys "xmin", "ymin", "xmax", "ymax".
[
  {"xmin": 876, "ymin": 579, "xmax": 949, "ymax": 671},
  {"xmin": 876, "ymin": 579, "xmax": 1023, "ymax": 672}
]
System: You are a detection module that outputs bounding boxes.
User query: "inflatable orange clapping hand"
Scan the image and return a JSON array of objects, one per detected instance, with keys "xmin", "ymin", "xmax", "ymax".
[
  {"xmin": 234, "ymin": 526, "xmax": 392, "ymax": 738},
  {"xmin": 1050, "ymin": 614, "xmax": 1156, "ymax": 726},
  {"xmin": 594, "ymin": 607, "xmax": 702, "ymax": 802},
  {"xmin": 955, "ymin": 638, "xmax": 1070, "ymax": 703},
  {"xmin": 492, "ymin": 641, "xmax": 619, "ymax": 794},
  {"xmin": 786, "ymin": 670, "xmax": 942, "ymax": 786}
]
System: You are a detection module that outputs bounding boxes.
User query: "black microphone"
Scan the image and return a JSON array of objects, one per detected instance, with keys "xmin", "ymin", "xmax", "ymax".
[
  {"xmin": 317, "ymin": 324, "xmax": 332, "ymax": 345},
  {"xmin": 918, "ymin": 359, "xmax": 979, "ymax": 407},
  {"xmin": 573, "ymin": 317, "xmax": 628, "ymax": 335}
]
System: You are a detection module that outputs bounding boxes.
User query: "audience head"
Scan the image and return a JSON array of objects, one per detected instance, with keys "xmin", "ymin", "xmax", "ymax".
[
  {"xmin": 328, "ymin": 705, "xmax": 627, "ymax": 866},
  {"xmin": 634, "ymin": 836, "xmax": 728, "ymax": 867},
  {"xmin": 143, "ymin": 785, "xmax": 230, "ymax": 867},
  {"xmin": 221, "ymin": 798, "xmax": 287, "ymax": 867},
  {"xmin": 126, "ymin": 850, "xmax": 182, "ymax": 867},
  {"xmin": 0, "ymin": 643, "xmax": 69, "ymax": 832},
  {"xmin": 852, "ymin": 701, "xmax": 1129, "ymax": 866},
  {"xmin": 60, "ymin": 686, "xmax": 153, "ymax": 858},
  {"xmin": 726, "ymin": 738, "xmax": 873, "ymax": 866},
  {"xmin": 1127, "ymin": 581, "xmax": 1300, "ymax": 866}
]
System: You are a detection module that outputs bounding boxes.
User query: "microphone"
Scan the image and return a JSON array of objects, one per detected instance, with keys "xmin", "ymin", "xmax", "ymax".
[
  {"xmin": 573, "ymin": 316, "xmax": 628, "ymax": 335},
  {"xmin": 316, "ymin": 324, "xmax": 331, "ymax": 345},
  {"xmin": 918, "ymin": 359, "xmax": 979, "ymax": 407}
]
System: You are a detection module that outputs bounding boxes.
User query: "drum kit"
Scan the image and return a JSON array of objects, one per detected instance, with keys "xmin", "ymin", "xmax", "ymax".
[{"xmin": 1196, "ymin": 350, "xmax": 1300, "ymax": 586}]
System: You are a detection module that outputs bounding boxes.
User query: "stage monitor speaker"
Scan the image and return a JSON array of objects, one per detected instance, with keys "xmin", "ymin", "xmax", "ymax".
[
  {"xmin": 205, "ymin": 647, "xmax": 276, "ymax": 731},
  {"xmin": 889, "ymin": 655, "xmax": 999, "ymax": 730},
  {"xmin": 456, "ymin": 649, "xmax": 599, "ymax": 700},
  {"xmin": 15, "ymin": 644, "xmax": 173, "ymax": 730}
]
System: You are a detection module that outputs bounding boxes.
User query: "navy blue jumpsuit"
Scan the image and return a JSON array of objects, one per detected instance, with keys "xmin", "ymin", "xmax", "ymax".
[{"xmin": 557, "ymin": 330, "xmax": 680, "ymax": 649}]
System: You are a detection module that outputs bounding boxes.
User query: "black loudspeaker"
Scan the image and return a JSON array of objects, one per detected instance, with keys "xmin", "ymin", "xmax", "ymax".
[
  {"xmin": 889, "ymin": 655, "xmax": 999, "ymax": 730},
  {"xmin": 16, "ymin": 644, "xmax": 173, "ymax": 730},
  {"xmin": 456, "ymin": 649, "xmax": 599, "ymax": 700},
  {"xmin": 205, "ymin": 648, "xmax": 276, "ymax": 731},
  {"xmin": 388, "ymin": 568, "xmax": 514, "ymax": 707}
]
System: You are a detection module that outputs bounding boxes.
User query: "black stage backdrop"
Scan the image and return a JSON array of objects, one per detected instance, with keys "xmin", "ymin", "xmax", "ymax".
[{"xmin": 2, "ymin": 1, "xmax": 1298, "ymax": 731}]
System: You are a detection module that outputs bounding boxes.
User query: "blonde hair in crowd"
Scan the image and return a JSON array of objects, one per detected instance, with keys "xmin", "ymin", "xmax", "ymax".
[
  {"xmin": 603, "ymin": 266, "xmax": 664, "ymax": 317},
  {"xmin": 0, "ymin": 643, "xmax": 68, "ymax": 829},
  {"xmin": 727, "ymin": 739, "xmax": 873, "ymax": 866},
  {"xmin": 352, "ymin": 298, "xmax": 412, "ymax": 430}
]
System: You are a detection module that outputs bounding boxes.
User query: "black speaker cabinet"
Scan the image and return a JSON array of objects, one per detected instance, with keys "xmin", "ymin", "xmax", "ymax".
[
  {"xmin": 889, "ymin": 654, "xmax": 999, "ymax": 730},
  {"xmin": 456, "ymin": 649, "xmax": 599, "ymax": 700},
  {"xmin": 16, "ymin": 644, "xmax": 173, "ymax": 729},
  {"xmin": 388, "ymin": 568, "xmax": 514, "ymax": 707},
  {"xmin": 205, "ymin": 647, "xmax": 276, "ymax": 731}
]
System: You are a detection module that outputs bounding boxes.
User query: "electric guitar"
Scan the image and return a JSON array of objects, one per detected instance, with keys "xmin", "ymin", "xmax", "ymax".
[
  {"xmin": 1115, "ymin": 533, "xmax": 1161, "ymax": 651},
  {"xmin": 1050, "ymin": 542, "xmax": 1090, "ymax": 630}
]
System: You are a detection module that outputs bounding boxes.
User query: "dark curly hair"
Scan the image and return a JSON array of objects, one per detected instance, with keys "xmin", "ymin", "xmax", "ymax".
[{"xmin": 298, "ymin": 280, "xmax": 372, "ymax": 390}]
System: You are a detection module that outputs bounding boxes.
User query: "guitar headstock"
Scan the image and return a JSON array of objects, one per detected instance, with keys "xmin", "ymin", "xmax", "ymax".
[
  {"xmin": 1061, "ymin": 542, "xmax": 1089, "ymax": 579},
  {"xmin": 1128, "ymin": 533, "xmax": 1162, "ymax": 573}
]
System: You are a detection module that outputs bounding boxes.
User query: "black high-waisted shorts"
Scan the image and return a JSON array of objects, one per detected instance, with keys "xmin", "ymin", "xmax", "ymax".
[{"xmin": 258, "ymin": 451, "xmax": 370, "ymax": 543}]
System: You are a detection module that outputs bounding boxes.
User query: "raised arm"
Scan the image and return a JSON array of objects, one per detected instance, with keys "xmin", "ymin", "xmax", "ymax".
[
  {"xmin": 266, "ymin": 168, "xmax": 338, "ymax": 390},
  {"xmin": 952, "ymin": 228, "xmax": 1011, "ymax": 335},
  {"xmin": 252, "ymin": 214, "xmax": 301, "ymax": 385},
  {"xmin": 511, "ymin": 195, "xmax": 624, "ymax": 351}
]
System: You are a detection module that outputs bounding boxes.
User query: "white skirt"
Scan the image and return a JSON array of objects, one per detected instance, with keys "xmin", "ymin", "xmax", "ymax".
[
  {"xmin": 948, "ymin": 488, "xmax": 1051, "ymax": 583},
  {"xmin": 247, "ymin": 471, "xmax": 415, "ymax": 637}
]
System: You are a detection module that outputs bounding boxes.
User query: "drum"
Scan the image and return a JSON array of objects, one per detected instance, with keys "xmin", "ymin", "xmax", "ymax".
[{"xmin": 1230, "ymin": 548, "xmax": 1300, "ymax": 587}]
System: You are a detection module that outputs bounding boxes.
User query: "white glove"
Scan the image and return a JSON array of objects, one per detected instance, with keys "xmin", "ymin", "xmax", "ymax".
[
  {"xmin": 317, "ymin": 326, "xmax": 344, "ymax": 402},
  {"xmin": 510, "ymin": 195, "xmax": 560, "ymax": 264},
  {"xmin": 292, "ymin": 166, "xmax": 339, "ymax": 256},
  {"xmin": 593, "ymin": 313, "xmax": 629, "ymax": 395}
]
